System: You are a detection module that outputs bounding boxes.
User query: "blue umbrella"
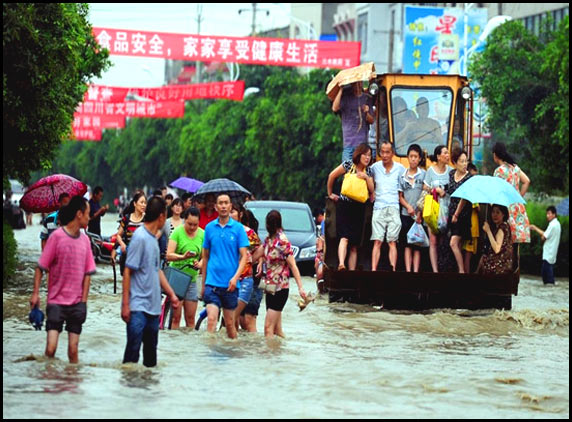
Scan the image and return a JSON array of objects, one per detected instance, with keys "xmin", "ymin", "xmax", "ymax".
[
  {"xmin": 169, "ymin": 177, "xmax": 204, "ymax": 193},
  {"xmin": 451, "ymin": 175, "xmax": 526, "ymax": 207},
  {"xmin": 556, "ymin": 197, "xmax": 569, "ymax": 216}
]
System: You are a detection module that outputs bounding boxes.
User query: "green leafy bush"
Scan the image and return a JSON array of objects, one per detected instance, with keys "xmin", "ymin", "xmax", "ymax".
[{"xmin": 3, "ymin": 219, "xmax": 18, "ymax": 287}]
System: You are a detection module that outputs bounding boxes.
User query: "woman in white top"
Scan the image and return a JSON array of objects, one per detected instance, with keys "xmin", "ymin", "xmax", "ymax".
[
  {"xmin": 423, "ymin": 145, "xmax": 453, "ymax": 272},
  {"xmin": 165, "ymin": 198, "xmax": 184, "ymax": 237}
]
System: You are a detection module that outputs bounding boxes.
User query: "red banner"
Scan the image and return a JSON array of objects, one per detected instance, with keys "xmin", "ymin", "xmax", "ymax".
[
  {"xmin": 75, "ymin": 100, "xmax": 184, "ymax": 118},
  {"xmin": 73, "ymin": 114, "xmax": 126, "ymax": 129},
  {"xmin": 93, "ymin": 27, "xmax": 361, "ymax": 69},
  {"xmin": 72, "ymin": 128, "xmax": 102, "ymax": 141},
  {"xmin": 83, "ymin": 81, "xmax": 245, "ymax": 102}
]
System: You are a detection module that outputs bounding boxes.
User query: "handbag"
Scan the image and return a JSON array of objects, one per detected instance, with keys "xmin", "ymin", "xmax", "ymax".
[
  {"xmin": 422, "ymin": 190, "xmax": 440, "ymax": 235},
  {"xmin": 257, "ymin": 278, "xmax": 277, "ymax": 294},
  {"xmin": 407, "ymin": 222, "xmax": 430, "ymax": 247},
  {"xmin": 163, "ymin": 266, "xmax": 192, "ymax": 300},
  {"xmin": 340, "ymin": 164, "xmax": 368, "ymax": 203},
  {"xmin": 257, "ymin": 250, "xmax": 279, "ymax": 295},
  {"xmin": 263, "ymin": 283, "xmax": 277, "ymax": 295}
]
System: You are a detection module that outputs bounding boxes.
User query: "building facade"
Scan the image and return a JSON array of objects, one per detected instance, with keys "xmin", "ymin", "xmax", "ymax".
[
  {"xmin": 330, "ymin": 2, "xmax": 568, "ymax": 74},
  {"xmin": 289, "ymin": 3, "xmax": 340, "ymax": 40},
  {"xmin": 163, "ymin": 4, "xmax": 568, "ymax": 84}
]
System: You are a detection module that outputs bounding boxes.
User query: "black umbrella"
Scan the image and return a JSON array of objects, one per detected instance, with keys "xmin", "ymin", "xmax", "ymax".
[{"xmin": 193, "ymin": 178, "xmax": 251, "ymax": 203}]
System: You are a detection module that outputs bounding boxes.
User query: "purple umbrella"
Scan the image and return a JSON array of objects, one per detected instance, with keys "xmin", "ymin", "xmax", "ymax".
[{"xmin": 169, "ymin": 177, "xmax": 204, "ymax": 193}]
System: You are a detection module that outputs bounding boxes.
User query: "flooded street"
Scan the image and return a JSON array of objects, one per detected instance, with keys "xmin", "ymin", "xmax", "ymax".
[{"xmin": 3, "ymin": 213, "xmax": 569, "ymax": 418}]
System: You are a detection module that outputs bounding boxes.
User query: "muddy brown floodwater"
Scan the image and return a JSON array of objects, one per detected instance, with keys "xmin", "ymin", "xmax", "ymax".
[{"xmin": 3, "ymin": 213, "xmax": 569, "ymax": 418}]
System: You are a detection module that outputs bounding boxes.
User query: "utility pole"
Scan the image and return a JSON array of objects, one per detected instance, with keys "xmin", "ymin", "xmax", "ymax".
[
  {"xmin": 239, "ymin": 3, "xmax": 270, "ymax": 36},
  {"xmin": 251, "ymin": 3, "xmax": 257, "ymax": 36},
  {"xmin": 194, "ymin": 4, "xmax": 203, "ymax": 83}
]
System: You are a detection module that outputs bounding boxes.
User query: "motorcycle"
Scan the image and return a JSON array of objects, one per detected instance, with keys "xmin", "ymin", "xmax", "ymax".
[
  {"xmin": 86, "ymin": 230, "xmax": 119, "ymax": 293},
  {"xmin": 86, "ymin": 231, "xmax": 117, "ymax": 264}
]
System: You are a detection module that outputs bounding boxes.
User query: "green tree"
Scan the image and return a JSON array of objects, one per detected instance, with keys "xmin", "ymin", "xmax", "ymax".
[
  {"xmin": 244, "ymin": 69, "xmax": 340, "ymax": 208},
  {"xmin": 469, "ymin": 17, "xmax": 569, "ymax": 194},
  {"xmin": 3, "ymin": 3, "xmax": 110, "ymax": 184},
  {"xmin": 535, "ymin": 16, "xmax": 569, "ymax": 170},
  {"xmin": 48, "ymin": 67, "xmax": 345, "ymax": 210}
]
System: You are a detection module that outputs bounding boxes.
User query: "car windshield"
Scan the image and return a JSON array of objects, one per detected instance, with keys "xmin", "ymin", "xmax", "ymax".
[{"xmin": 247, "ymin": 207, "xmax": 314, "ymax": 233}]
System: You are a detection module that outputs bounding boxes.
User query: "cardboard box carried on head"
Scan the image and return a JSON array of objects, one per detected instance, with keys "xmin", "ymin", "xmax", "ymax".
[{"xmin": 326, "ymin": 62, "xmax": 376, "ymax": 101}]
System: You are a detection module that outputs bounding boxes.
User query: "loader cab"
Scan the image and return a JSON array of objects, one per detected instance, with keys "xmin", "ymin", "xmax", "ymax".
[{"xmin": 368, "ymin": 74, "xmax": 473, "ymax": 167}]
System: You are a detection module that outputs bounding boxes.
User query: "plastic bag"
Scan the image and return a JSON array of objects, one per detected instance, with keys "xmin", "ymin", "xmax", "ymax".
[
  {"xmin": 407, "ymin": 222, "xmax": 430, "ymax": 247},
  {"xmin": 422, "ymin": 191, "xmax": 440, "ymax": 235}
]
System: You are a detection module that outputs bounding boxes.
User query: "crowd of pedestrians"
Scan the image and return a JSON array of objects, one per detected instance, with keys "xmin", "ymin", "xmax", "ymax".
[
  {"xmin": 24, "ymin": 80, "xmax": 564, "ymax": 364},
  {"xmin": 26, "ymin": 133, "xmax": 565, "ymax": 367},
  {"xmin": 28, "ymin": 177, "xmax": 314, "ymax": 368}
]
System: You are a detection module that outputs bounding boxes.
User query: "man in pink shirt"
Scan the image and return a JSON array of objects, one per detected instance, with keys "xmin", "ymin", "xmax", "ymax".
[{"xmin": 30, "ymin": 196, "xmax": 96, "ymax": 364}]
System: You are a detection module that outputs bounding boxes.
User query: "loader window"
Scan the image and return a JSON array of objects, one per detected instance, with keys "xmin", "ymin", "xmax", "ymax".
[
  {"xmin": 391, "ymin": 88, "xmax": 453, "ymax": 156},
  {"xmin": 451, "ymin": 94, "xmax": 466, "ymax": 152}
]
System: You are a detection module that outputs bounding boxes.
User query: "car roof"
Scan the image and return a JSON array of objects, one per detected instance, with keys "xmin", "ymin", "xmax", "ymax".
[{"xmin": 245, "ymin": 200, "xmax": 310, "ymax": 210}]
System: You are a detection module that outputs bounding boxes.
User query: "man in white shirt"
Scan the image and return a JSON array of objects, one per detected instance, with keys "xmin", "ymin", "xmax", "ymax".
[
  {"xmin": 530, "ymin": 206, "xmax": 561, "ymax": 285},
  {"xmin": 370, "ymin": 141, "xmax": 405, "ymax": 271}
]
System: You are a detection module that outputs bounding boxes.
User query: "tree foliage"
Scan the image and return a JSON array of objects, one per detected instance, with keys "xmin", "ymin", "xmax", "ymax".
[
  {"xmin": 469, "ymin": 17, "xmax": 569, "ymax": 194},
  {"xmin": 49, "ymin": 67, "xmax": 342, "ymax": 210},
  {"xmin": 3, "ymin": 3, "xmax": 110, "ymax": 184}
]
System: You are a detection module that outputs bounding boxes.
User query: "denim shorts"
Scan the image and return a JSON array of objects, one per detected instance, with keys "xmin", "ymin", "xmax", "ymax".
[
  {"xmin": 242, "ymin": 287, "xmax": 264, "ymax": 316},
  {"xmin": 238, "ymin": 277, "xmax": 254, "ymax": 304},
  {"xmin": 204, "ymin": 285, "xmax": 238, "ymax": 310},
  {"xmin": 342, "ymin": 146, "xmax": 355, "ymax": 163},
  {"xmin": 184, "ymin": 281, "xmax": 199, "ymax": 302},
  {"xmin": 46, "ymin": 302, "xmax": 87, "ymax": 335}
]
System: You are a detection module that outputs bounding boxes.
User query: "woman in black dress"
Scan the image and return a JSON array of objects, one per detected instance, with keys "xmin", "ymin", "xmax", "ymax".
[
  {"xmin": 446, "ymin": 149, "xmax": 473, "ymax": 273},
  {"xmin": 326, "ymin": 143, "xmax": 374, "ymax": 270}
]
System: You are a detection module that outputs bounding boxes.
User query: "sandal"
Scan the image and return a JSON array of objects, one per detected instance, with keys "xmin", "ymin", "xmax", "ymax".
[{"xmin": 337, "ymin": 264, "xmax": 347, "ymax": 271}]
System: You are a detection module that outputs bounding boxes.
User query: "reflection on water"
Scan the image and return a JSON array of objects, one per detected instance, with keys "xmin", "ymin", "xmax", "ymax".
[
  {"xmin": 120, "ymin": 365, "xmax": 160, "ymax": 390},
  {"xmin": 37, "ymin": 363, "xmax": 84, "ymax": 395},
  {"xmin": 3, "ymin": 214, "xmax": 569, "ymax": 418}
]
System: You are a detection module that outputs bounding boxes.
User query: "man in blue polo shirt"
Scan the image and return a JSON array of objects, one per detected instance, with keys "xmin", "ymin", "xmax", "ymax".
[{"xmin": 201, "ymin": 193, "xmax": 249, "ymax": 339}]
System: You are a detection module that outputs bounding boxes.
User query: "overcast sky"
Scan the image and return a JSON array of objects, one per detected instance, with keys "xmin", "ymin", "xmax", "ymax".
[{"xmin": 88, "ymin": 3, "xmax": 291, "ymax": 87}]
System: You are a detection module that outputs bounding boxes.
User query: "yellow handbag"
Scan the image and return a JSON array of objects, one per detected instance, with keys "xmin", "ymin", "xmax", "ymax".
[
  {"xmin": 340, "ymin": 165, "xmax": 368, "ymax": 203},
  {"xmin": 423, "ymin": 190, "xmax": 440, "ymax": 235}
]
